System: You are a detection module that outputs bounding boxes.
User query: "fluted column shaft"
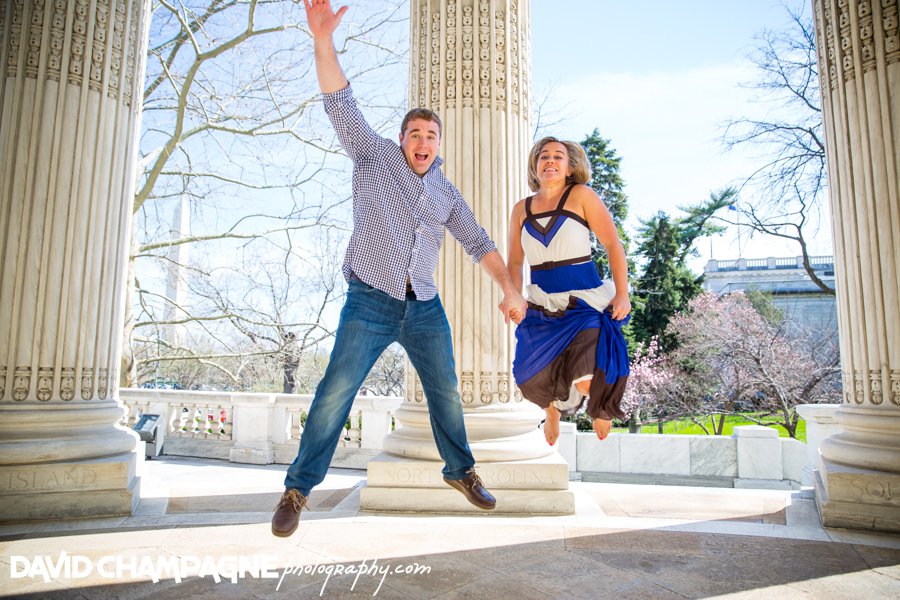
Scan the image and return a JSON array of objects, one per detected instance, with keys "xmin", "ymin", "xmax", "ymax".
[
  {"xmin": 810, "ymin": 0, "xmax": 900, "ymax": 531},
  {"xmin": 0, "ymin": 0, "xmax": 151, "ymax": 520},
  {"xmin": 385, "ymin": 0, "xmax": 549, "ymax": 461}
]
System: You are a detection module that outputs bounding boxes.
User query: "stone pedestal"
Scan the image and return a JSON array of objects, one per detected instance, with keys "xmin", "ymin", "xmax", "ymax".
[
  {"xmin": 814, "ymin": 459, "xmax": 900, "ymax": 532},
  {"xmin": 811, "ymin": 0, "xmax": 900, "ymax": 532},
  {"xmin": 0, "ymin": 0, "xmax": 152, "ymax": 521},
  {"xmin": 361, "ymin": 453, "xmax": 573, "ymax": 515},
  {"xmin": 0, "ymin": 454, "xmax": 141, "ymax": 522}
]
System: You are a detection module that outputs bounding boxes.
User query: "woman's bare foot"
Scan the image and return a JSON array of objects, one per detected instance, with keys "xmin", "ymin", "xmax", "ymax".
[
  {"xmin": 543, "ymin": 405, "xmax": 561, "ymax": 445},
  {"xmin": 593, "ymin": 418, "xmax": 612, "ymax": 441}
]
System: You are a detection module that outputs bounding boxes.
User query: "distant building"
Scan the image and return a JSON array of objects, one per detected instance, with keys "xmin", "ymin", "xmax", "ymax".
[{"xmin": 703, "ymin": 256, "xmax": 838, "ymax": 335}]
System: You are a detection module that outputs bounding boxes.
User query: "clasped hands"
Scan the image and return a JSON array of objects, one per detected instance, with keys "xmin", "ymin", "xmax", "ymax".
[
  {"xmin": 498, "ymin": 294, "xmax": 527, "ymax": 325},
  {"xmin": 499, "ymin": 291, "xmax": 632, "ymax": 326}
]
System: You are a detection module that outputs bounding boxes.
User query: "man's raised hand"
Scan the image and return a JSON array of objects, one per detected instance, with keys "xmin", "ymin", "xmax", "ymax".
[{"xmin": 304, "ymin": 0, "xmax": 349, "ymax": 39}]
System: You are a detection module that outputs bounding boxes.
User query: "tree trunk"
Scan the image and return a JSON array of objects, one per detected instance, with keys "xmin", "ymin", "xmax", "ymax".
[
  {"xmin": 784, "ymin": 412, "xmax": 798, "ymax": 439},
  {"xmin": 119, "ymin": 223, "xmax": 140, "ymax": 387},
  {"xmin": 283, "ymin": 357, "xmax": 298, "ymax": 394},
  {"xmin": 628, "ymin": 410, "xmax": 641, "ymax": 433}
]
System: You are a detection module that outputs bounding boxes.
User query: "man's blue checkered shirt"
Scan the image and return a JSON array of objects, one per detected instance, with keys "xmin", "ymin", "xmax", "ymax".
[{"xmin": 323, "ymin": 85, "xmax": 497, "ymax": 301}]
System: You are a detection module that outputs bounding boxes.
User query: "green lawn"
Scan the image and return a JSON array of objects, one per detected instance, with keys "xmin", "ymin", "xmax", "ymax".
[{"xmin": 609, "ymin": 414, "xmax": 807, "ymax": 443}]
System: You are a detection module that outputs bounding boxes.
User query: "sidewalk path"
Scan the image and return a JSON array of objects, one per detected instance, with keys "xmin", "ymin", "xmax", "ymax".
[{"xmin": 1, "ymin": 456, "xmax": 898, "ymax": 599}]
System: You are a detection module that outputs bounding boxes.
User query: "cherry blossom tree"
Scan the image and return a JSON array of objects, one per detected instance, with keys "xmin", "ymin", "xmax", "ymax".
[
  {"xmin": 667, "ymin": 291, "xmax": 840, "ymax": 437},
  {"xmin": 620, "ymin": 338, "xmax": 674, "ymax": 431}
]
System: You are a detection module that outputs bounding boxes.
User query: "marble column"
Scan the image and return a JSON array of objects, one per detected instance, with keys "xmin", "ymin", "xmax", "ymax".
[
  {"xmin": 0, "ymin": 0, "xmax": 151, "ymax": 521},
  {"xmin": 362, "ymin": 0, "xmax": 573, "ymax": 514},
  {"xmin": 811, "ymin": 0, "xmax": 900, "ymax": 532}
]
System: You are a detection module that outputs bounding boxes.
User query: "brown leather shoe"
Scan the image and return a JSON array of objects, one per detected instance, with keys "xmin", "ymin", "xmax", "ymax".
[
  {"xmin": 443, "ymin": 468, "xmax": 496, "ymax": 510},
  {"xmin": 271, "ymin": 488, "xmax": 307, "ymax": 537}
]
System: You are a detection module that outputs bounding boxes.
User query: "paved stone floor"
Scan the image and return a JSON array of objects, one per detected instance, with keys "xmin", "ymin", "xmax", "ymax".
[{"xmin": 1, "ymin": 456, "xmax": 898, "ymax": 599}]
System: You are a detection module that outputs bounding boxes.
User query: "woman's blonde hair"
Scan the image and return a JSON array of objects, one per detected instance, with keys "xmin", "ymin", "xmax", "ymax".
[{"xmin": 526, "ymin": 136, "xmax": 592, "ymax": 192}]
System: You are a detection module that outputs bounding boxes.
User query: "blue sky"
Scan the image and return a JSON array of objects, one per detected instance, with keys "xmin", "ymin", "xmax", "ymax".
[{"xmin": 528, "ymin": 0, "xmax": 834, "ymax": 269}]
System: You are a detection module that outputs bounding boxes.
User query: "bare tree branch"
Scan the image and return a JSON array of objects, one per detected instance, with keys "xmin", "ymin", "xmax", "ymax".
[
  {"xmin": 722, "ymin": 5, "xmax": 832, "ymax": 293},
  {"xmin": 128, "ymin": 1, "xmax": 408, "ymax": 390}
]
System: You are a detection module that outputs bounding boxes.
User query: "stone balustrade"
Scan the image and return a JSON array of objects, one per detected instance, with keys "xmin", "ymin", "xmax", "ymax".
[
  {"xmin": 567, "ymin": 420, "xmax": 839, "ymax": 490},
  {"xmin": 705, "ymin": 256, "xmax": 835, "ymax": 273},
  {"xmin": 120, "ymin": 389, "xmax": 837, "ymax": 489},
  {"xmin": 119, "ymin": 389, "xmax": 404, "ymax": 470}
]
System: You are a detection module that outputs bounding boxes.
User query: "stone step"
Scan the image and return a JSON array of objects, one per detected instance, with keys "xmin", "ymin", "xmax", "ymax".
[
  {"xmin": 360, "ymin": 485, "xmax": 575, "ymax": 515},
  {"xmin": 365, "ymin": 453, "xmax": 571, "ymax": 490}
]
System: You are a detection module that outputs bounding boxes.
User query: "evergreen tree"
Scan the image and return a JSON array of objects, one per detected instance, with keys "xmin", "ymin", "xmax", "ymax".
[
  {"xmin": 630, "ymin": 188, "xmax": 737, "ymax": 350},
  {"xmin": 673, "ymin": 188, "xmax": 735, "ymax": 266},
  {"xmin": 631, "ymin": 213, "xmax": 693, "ymax": 349},
  {"xmin": 581, "ymin": 128, "xmax": 628, "ymax": 227},
  {"xmin": 579, "ymin": 129, "xmax": 631, "ymax": 279}
]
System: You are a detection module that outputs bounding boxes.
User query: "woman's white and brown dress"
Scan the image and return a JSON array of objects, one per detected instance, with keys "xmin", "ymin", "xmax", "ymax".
[{"xmin": 513, "ymin": 185, "xmax": 630, "ymax": 420}]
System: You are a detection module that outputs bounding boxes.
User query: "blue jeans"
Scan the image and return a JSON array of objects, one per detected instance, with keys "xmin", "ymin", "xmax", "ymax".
[{"xmin": 284, "ymin": 279, "xmax": 475, "ymax": 495}]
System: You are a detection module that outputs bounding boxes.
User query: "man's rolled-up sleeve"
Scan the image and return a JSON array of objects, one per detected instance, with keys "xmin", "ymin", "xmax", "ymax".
[{"xmin": 322, "ymin": 85, "xmax": 382, "ymax": 161}]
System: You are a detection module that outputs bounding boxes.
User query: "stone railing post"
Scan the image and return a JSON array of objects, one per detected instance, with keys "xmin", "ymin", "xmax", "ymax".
[
  {"xmin": 360, "ymin": 396, "xmax": 404, "ymax": 450},
  {"xmin": 229, "ymin": 394, "xmax": 277, "ymax": 465},
  {"xmin": 734, "ymin": 426, "xmax": 783, "ymax": 488},
  {"xmin": 796, "ymin": 403, "xmax": 842, "ymax": 486}
]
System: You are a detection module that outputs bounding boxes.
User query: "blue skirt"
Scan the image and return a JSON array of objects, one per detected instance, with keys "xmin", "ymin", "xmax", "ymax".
[{"xmin": 513, "ymin": 297, "xmax": 630, "ymax": 420}]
